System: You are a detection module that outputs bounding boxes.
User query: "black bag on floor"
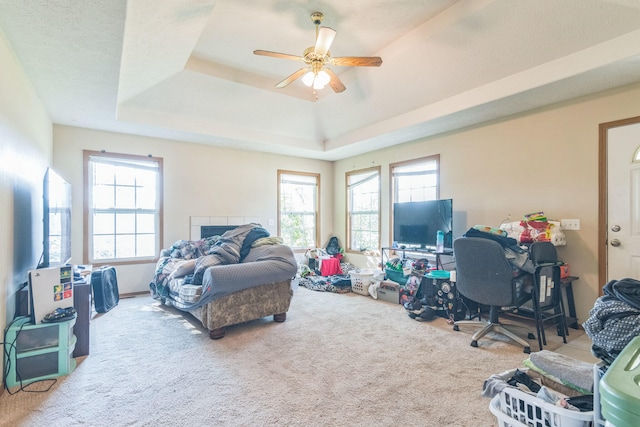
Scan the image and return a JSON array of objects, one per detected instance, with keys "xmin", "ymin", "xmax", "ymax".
[{"xmin": 91, "ymin": 266, "xmax": 119, "ymax": 313}]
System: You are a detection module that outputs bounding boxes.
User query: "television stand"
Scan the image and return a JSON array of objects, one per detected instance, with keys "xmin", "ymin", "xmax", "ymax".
[{"xmin": 381, "ymin": 246, "xmax": 453, "ymax": 271}]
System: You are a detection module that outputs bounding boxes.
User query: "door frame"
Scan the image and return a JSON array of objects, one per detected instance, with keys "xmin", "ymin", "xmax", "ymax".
[{"xmin": 598, "ymin": 114, "xmax": 640, "ymax": 293}]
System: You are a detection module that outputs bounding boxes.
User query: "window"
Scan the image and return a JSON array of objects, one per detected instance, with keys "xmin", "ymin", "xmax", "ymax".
[
  {"xmin": 84, "ymin": 151, "xmax": 163, "ymax": 265},
  {"xmin": 347, "ymin": 167, "xmax": 380, "ymax": 251},
  {"xmin": 278, "ymin": 170, "xmax": 319, "ymax": 249},
  {"xmin": 391, "ymin": 155, "xmax": 439, "ymax": 203}
]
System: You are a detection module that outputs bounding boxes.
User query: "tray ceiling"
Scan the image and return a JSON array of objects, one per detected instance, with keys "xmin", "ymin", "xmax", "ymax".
[{"xmin": 1, "ymin": 0, "xmax": 640, "ymax": 160}]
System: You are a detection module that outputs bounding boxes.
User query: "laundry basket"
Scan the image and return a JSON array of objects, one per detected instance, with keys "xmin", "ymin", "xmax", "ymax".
[
  {"xmin": 489, "ymin": 370, "xmax": 594, "ymax": 427},
  {"xmin": 349, "ymin": 269, "xmax": 376, "ymax": 295}
]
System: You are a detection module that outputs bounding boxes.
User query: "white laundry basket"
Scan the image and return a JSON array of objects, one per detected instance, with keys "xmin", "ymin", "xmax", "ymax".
[
  {"xmin": 349, "ymin": 269, "xmax": 376, "ymax": 295},
  {"xmin": 489, "ymin": 369, "xmax": 594, "ymax": 427}
]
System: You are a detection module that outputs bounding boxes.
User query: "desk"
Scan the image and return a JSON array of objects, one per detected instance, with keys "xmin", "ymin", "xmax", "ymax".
[{"xmin": 561, "ymin": 275, "xmax": 579, "ymax": 329}]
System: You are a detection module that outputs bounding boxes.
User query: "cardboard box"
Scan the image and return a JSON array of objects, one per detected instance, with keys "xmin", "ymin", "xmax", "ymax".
[
  {"xmin": 560, "ymin": 264, "xmax": 570, "ymax": 278},
  {"xmin": 377, "ymin": 280, "xmax": 400, "ymax": 304}
]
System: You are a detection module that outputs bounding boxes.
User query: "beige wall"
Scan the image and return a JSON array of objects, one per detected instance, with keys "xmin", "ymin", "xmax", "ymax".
[
  {"xmin": 0, "ymin": 30, "xmax": 52, "ymax": 356},
  {"xmin": 334, "ymin": 83, "xmax": 640, "ymax": 324},
  {"xmin": 3, "ymin": 14, "xmax": 640, "ymax": 358},
  {"xmin": 52, "ymin": 126, "xmax": 334, "ymax": 294}
]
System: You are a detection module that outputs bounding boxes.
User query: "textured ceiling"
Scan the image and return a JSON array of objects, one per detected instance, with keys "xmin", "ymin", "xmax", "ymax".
[{"xmin": 1, "ymin": 0, "xmax": 640, "ymax": 160}]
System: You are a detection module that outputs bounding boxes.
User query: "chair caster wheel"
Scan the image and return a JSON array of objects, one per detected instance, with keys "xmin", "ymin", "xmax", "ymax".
[
  {"xmin": 453, "ymin": 325, "xmax": 459, "ymax": 331},
  {"xmin": 527, "ymin": 333, "xmax": 535, "ymax": 339},
  {"xmin": 471, "ymin": 340, "xmax": 478, "ymax": 347},
  {"xmin": 524, "ymin": 346, "xmax": 531, "ymax": 354}
]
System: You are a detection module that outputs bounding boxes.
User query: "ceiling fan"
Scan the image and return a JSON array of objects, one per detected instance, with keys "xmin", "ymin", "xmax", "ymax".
[{"xmin": 253, "ymin": 12, "xmax": 382, "ymax": 93}]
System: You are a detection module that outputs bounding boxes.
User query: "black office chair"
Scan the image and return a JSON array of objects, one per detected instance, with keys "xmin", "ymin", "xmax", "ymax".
[
  {"xmin": 529, "ymin": 241, "xmax": 568, "ymax": 351},
  {"xmin": 452, "ymin": 237, "xmax": 535, "ymax": 353}
]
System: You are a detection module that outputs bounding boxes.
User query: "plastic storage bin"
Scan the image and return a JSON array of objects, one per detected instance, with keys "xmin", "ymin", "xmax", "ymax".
[
  {"xmin": 377, "ymin": 280, "xmax": 400, "ymax": 304},
  {"xmin": 489, "ymin": 369, "xmax": 594, "ymax": 427},
  {"xmin": 593, "ymin": 362, "xmax": 606, "ymax": 427},
  {"xmin": 349, "ymin": 269, "xmax": 376, "ymax": 295},
  {"xmin": 599, "ymin": 336, "xmax": 640, "ymax": 427},
  {"xmin": 385, "ymin": 268, "xmax": 408, "ymax": 286},
  {"xmin": 4, "ymin": 316, "xmax": 77, "ymax": 388}
]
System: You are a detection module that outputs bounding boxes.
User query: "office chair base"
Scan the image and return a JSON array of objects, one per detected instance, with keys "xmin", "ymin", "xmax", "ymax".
[{"xmin": 454, "ymin": 320, "xmax": 532, "ymax": 354}]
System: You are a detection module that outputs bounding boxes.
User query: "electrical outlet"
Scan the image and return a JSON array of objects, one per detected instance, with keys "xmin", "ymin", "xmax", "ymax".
[{"xmin": 560, "ymin": 219, "xmax": 580, "ymax": 230}]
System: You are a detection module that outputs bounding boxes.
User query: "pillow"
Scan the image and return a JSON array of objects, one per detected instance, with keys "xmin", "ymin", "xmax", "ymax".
[
  {"xmin": 169, "ymin": 259, "xmax": 196, "ymax": 279},
  {"xmin": 252, "ymin": 236, "xmax": 284, "ymax": 247}
]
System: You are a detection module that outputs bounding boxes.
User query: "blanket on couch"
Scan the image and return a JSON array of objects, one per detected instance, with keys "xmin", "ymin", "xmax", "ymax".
[{"xmin": 149, "ymin": 223, "xmax": 275, "ymax": 310}]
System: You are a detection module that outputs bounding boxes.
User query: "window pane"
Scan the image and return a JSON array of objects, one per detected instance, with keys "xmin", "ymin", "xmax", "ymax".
[
  {"xmin": 393, "ymin": 158, "xmax": 439, "ymax": 203},
  {"xmin": 116, "ymin": 213, "xmax": 136, "ymax": 234},
  {"xmin": 137, "ymin": 234, "xmax": 156, "ymax": 257},
  {"xmin": 93, "ymin": 235, "xmax": 114, "ymax": 259},
  {"xmin": 137, "ymin": 182, "xmax": 156, "ymax": 209},
  {"xmin": 94, "ymin": 164, "xmax": 115, "ymax": 185},
  {"xmin": 93, "ymin": 213, "xmax": 115, "ymax": 234},
  {"xmin": 137, "ymin": 213, "xmax": 155, "ymax": 234},
  {"xmin": 115, "ymin": 166, "xmax": 136, "ymax": 186},
  {"xmin": 351, "ymin": 212, "xmax": 379, "ymax": 250},
  {"xmin": 93, "ymin": 185, "xmax": 114, "ymax": 209},
  {"xmin": 281, "ymin": 213, "xmax": 315, "ymax": 247},
  {"xmin": 115, "ymin": 234, "xmax": 136, "ymax": 258},
  {"xmin": 115, "ymin": 186, "xmax": 136, "ymax": 209}
]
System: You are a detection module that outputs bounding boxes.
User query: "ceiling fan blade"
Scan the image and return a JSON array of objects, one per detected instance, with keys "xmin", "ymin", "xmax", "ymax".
[
  {"xmin": 331, "ymin": 56, "xmax": 383, "ymax": 67},
  {"xmin": 324, "ymin": 68, "xmax": 346, "ymax": 93},
  {"xmin": 253, "ymin": 50, "xmax": 304, "ymax": 61},
  {"xmin": 275, "ymin": 67, "xmax": 309, "ymax": 88},
  {"xmin": 315, "ymin": 27, "xmax": 336, "ymax": 56}
]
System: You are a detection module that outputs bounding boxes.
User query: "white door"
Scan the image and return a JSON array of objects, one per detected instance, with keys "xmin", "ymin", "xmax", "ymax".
[{"xmin": 607, "ymin": 122, "xmax": 640, "ymax": 281}]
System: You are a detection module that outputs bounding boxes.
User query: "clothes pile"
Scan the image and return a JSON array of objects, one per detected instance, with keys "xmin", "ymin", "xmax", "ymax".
[{"xmin": 583, "ymin": 277, "xmax": 640, "ymax": 365}]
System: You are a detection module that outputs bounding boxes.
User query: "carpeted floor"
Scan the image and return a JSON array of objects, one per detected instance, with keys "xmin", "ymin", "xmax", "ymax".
[{"xmin": 0, "ymin": 286, "xmax": 585, "ymax": 427}]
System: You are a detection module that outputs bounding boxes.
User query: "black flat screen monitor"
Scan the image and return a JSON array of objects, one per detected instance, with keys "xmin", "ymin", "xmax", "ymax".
[
  {"xmin": 40, "ymin": 168, "xmax": 72, "ymax": 268},
  {"xmin": 393, "ymin": 199, "xmax": 453, "ymax": 250}
]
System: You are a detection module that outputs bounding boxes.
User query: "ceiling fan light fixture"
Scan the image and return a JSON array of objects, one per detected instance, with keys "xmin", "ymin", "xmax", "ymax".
[
  {"xmin": 303, "ymin": 68, "xmax": 331, "ymax": 89},
  {"xmin": 316, "ymin": 69, "xmax": 330, "ymax": 86},
  {"xmin": 254, "ymin": 11, "xmax": 382, "ymax": 93},
  {"xmin": 302, "ymin": 71, "xmax": 315, "ymax": 87}
]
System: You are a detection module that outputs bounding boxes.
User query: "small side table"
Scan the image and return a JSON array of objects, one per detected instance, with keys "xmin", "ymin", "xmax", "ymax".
[
  {"xmin": 73, "ymin": 279, "xmax": 91, "ymax": 357},
  {"xmin": 560, "ymin": 276, "xmax": 579, "ymax": 329}
]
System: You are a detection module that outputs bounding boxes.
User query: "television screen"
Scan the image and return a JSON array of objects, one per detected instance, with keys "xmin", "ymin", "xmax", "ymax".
[
  {"xmin": 40, "ymin": 168, "xmax": 72, "ymax": 268},
  {"xmin": 393, "ymin": 199, "xmax": 453, "ymax": 249}
]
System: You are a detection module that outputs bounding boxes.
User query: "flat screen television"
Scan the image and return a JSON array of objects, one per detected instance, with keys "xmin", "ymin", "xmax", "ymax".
[
  {"xmin": 39, "ymin": 167, "xmax": 72, "ymax": 268},
  {"xmin": 393, "ymin": 199, "xmax": 453, "ymax": 250}
]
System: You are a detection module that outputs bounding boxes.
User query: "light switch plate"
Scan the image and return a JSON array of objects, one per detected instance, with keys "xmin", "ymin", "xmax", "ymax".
[{"xmin": 560, "ymin": 219, "xmax": 580, "ymax": 230}]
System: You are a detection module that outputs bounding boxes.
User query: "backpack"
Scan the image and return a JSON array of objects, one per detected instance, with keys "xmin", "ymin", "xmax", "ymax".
[{"xmin": 326, "ymin": 236, "xmax": 341, "ymax": 255}]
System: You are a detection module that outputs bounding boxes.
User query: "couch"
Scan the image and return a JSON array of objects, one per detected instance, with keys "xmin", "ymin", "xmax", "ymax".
[{"xmin": 150, "ymin": 228, "xmax": 298, "ymax": 339}]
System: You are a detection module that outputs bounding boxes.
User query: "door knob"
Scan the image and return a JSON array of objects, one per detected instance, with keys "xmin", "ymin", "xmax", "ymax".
[
  {"xmin": 611, "ymin": 225, "xmax": 621, "ymax": 232},
  {"xmin": 610, "ymin": 239, "xmax": 621, "ymax": 247}
]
